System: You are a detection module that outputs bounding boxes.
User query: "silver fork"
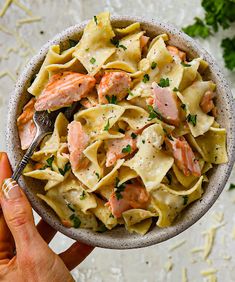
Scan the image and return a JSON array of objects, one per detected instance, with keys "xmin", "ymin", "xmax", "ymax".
[{"xmin": 12, "ymin": 103, "xmax": 80, "ymax": 181}]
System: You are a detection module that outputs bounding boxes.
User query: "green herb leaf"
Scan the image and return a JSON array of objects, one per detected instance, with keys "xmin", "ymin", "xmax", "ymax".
[
  {"xmin": 119, "ymin": 44, "xmax": 127, "ymax": 50},
  {"xmin": 67, "ymin": 203, "xmax": 75, "ymax": 212},
  {"xmin": 221, "ymin": 37, "xmax": 235, "ymax": 71},
  {"xmin": 181, "ymin": 62, "xmax": 191, "ymax": 67},
  {"xmin": 182, "ymin": 17, "xmax": 211, "ymax": 38},
  {"xmin": 69, "ymin": 214, "xmax": 81, "ymax": 228},
  {"xmin": 68, "ymin": 39, "xmax": 78, "ymax": 48},
  {"xmin": 142, "ymin": 74, "xmax": 150, "ymax": 83},
  {"xmin": 187, "ymin": 114, "xmax": 197, "ymax": 127},
  {"xmin": 97, "ymin": 222, "xmax": 108, "ymax": 233},
  {"xmin": 80, "ymin": 190, "xmax": 86, "ymax": 200},
  {"xmin": 46, "ymin": 156, "xmax": 54, "ymax": 170},
  {"xmin": 182, "ymin": 195, "xmax": 189, "ymax": 205},
  {"xmin": 115, "ymin": 177, "xmax": 126, "ymax": 200},
  {"xmin": 110, "ymin": 38, "xmax": 127, "ymax": 50},
  {"xmin": 151, "ymin": 61, "xmax": 157, "ymax": 69},
  {"xmin": 59, "ymin": 162, "xmax": 71, "ymax": 176},
  {"xmin": 229, "ymin": 183, "xmax": 235, "ymax": 191},
  {"xmin": 122, "ymin": 144, "xmax": 131, "ymax": 153},
  {"xmin": 105, "ymin": 95, "xmax": 117, "ymax": 104},
  {"xmin": 94, "ymin": 15, "xmax": 98, "ymax": 25},
  {"xmin": 131, "ymin": 132, "xmax": 137, "ymax": 139},
  {"xmin": 181, "ymin": 103, "xmax": 186, "ymax": 111},
  {"xmin": 158, "ymin": 77, "xmax": 170, "ymax": 87},
  {"xmin": 90, "ymin": 57, "xmax": 96, "ymax": 64},
  {"xmin": 104, "ymin": 118, "xmax": 111, "ymax": 131},
  {"xmin": 147, "ymin": 105, "xmax": 163, "ymax": 121},
  {"xmin": 142, "ymin": 140, "xmax": 145, "ymax": 144},
  {"xmin": 173, "ymin": 87, "xmax": 179, "ymax": 92}
]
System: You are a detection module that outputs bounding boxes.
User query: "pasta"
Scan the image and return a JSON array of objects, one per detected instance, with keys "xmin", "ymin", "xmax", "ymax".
[{"xmin": 17, "ymin": 12, "xmax": 228, "ymax": 236}]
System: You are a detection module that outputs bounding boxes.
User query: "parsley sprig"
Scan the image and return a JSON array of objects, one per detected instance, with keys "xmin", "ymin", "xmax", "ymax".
[
  {"xmin": 59, "ymin": 162, "xmax": 71, "ymax": 176},
  {"xmin": 105, "ymin": 95, "xmax": 117, "ymax": 104},
  {"xmin": 122, "ymin": 144, "xmax": 131, "ymax": 153},
  {"xmin": 187, "ymin": 114, "xmax": 197, "ymax": 127},
  {"xmin": 115, "ymin": 177, "xmax": 126, "ymax": 200},
  {"xmin": 147, "ymin": 105, "xmax": 163, "ymax": 121}
]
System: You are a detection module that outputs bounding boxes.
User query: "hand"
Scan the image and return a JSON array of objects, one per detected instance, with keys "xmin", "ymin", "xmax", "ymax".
[{"xmin": 0, "ymin": 152, "xmax": 94, "ymax": 282}]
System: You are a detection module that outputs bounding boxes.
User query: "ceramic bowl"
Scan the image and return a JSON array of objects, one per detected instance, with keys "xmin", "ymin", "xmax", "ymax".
[{"xmin": 6, "ymin": 16, "xmax": 235, "ymax": 249}]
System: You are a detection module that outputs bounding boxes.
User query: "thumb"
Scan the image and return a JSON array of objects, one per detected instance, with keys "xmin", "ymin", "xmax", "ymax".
[{"xmin": 0, "ymin": 178, "xmax": 40, "ymax": 253}]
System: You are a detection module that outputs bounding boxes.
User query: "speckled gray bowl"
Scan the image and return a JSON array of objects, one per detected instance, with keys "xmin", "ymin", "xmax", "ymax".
[{"xmin": 6, "ymin": 16, "xmax": 235, "ymax": 249}]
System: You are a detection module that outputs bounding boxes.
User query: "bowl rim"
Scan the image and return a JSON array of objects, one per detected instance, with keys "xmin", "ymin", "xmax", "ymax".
[{"xmin": 6, "ymin": 15, "xmax": 235, "ymax": 249}]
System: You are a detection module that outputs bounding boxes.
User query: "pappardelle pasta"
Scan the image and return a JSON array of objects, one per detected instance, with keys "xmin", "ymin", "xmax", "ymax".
[{"xmin": 17, "ymin": 12, "xmax": 228, "ymax": 235}]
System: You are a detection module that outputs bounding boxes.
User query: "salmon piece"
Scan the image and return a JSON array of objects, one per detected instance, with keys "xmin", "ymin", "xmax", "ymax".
[
  {"xmin": 35, "ymin": 71, "xmax": 96, "ymax": 111},
  {"xmin": 17, "ymin": 98, "xmax": 36, "ymax": 150},
  {"xmin": 166, "ymin": 136, "xmax": 201, "ymax": 177},
  {"xmin": 67, "ymin": 121, "xmax": 89, "ymax": 171},
  {"xmin": 98, "ymin": 71, "xmax": 131, "ymax": 104},
  {"xmin": 151, "ymin": 83, "xmax": 180, "ymax": 126},
  {"xmin": 107, "ymin": 184, "xmax": 149, "ymax": 218},
  {"xmin": 140, "ymin": 35, "xmax": 150, "ymax": 51},
  {"xmin": 106, "ymin": 134, "xmax": 137, "ymax": 167},
  {"xmin": 167, "ymin": 45, "xmax": 186, "ymax": 62},
  {"xmin": 200, "ymin": 90, "xmax": 216, "ymax": 114}
]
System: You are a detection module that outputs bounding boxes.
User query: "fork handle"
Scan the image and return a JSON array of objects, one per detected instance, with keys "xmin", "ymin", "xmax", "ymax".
[{"xmin": 12, "ymin": 130, "xmax": 48, "ymax": 182}]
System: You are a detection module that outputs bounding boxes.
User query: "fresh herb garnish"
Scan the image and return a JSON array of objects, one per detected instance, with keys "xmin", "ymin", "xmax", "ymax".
[
  {"xmin": 110, "ymin": 37, "xmax": 127, "ymax": 50},
  {"xmin": 182, "ymin": 17, "xmax": 211, "ymax": 39},
  {"xmin": 95, "ymin": 172, "xmax": 100, "ymax": 179},
  {"xmin": 221, "ymin": 37, "xmax": 235, "ymax": 71},
  {"xmin": 182, "ymin": 195, "xmax": 189, "ymax": 205},
  {"xmin": 187, "ymin": 114, "xmax": 197, "ymax": 127},
  {"xmin": 119, "ymin": 44, "xmax": 127, "ymax": 50},
  {"xmin": 181, "ymin": 62, "xmax": 191, "ymax": 67},
  {"xmin": 142, "ymin": 74, "xmax": 150, "ymax": 83},
  {"xmin": 105, "ymin": 95, "xmax": 117, "ymax": 104},
  {"xmin": 163, "ymin": 128, "xmax": 174, "ymax": 141},
  {"xmin": 69, "ymin": 39, "xmax": 78, "ymax": 48},
  {"xmin": 115, "ymin": 177, "xmax": 126, "ymax": 200},
  {"xmin": 131, "ymin": 132, "xmax": 137, "ymax": 139},
  {"xmin": 94, "ymin": 15, "xmax": 98, "ymax": 25},
  {"xmin": 59, "ymin": 162, "xmax": 71, "ymax": 176},
  {"xmin": 127, "ymin": 88, "xmax": 134, "ymax": 96},
  {"xmin": 80, "ymin": 190, "xmax": 86, "ymax": 200},
  {"xmin": 151, "ymin": 61, "xmax": 157, "ymax": 69},
  {"xmin": 147, "ymin": 105, "xmax": 163, "ymax": 121},
  {"xmin": 104, "ymin": 118, "xmax": 111, "ymax": 131},
  {"xmin": 70, "ymin": 214, "xmax": 81, "ymax": 228},
  {"xmin": 118, "ymin": 128, "xmax": 126, "ymax": 134},
  {"xmin": 97, "ymin": 222, "xmax": 108, "ymax": 233},
  {"xmin": 181, "ymin": 103, "xmax": 186, "ymax": 111},
  {"xmin": 67, "ymin": 203, "xmax": 75, "ymax": 212},
  {"xmin": 173, "ymin": 87, "xmax": 179, "ymax": 92},
  {"xmin": 46, "ymin": 156, "xmax": 54, "ymax": 170},
  {"xmin": 142, "ymin": 140, "xmax": 145, "ymax": 144},
  {"xmin": 122, "ymin": 144, "xmax": 131, "ymax": 154},
  {"xmin": 166, "ymin": 172, "xmax": 172, "ymax": 185},
  {"xmin": 90, "ymin": 57, "xmax": 96, "ymax": 64},
  {"xmin": 229, "ymin": 183, "xmax": 235, "ymax": 191},
  {"xmin": 158, "ymin": 77, "xmax": 170, "ymax": 87}
]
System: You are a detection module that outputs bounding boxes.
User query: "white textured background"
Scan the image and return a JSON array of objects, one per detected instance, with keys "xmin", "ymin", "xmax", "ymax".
[{"xmin": 0, "ymin": 1, "xmax": 235, "ymax": 281}]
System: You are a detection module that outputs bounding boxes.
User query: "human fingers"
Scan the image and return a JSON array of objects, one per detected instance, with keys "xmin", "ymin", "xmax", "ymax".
[
  {"xmin": 37, "ymin": 219, "xmax": 57, "ymax": 244},
  {"xmin": 59, "ymin": 241, "xmax": 94, "ymax": 271}
]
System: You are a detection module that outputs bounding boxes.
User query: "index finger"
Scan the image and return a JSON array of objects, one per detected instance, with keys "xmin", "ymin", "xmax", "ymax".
[{"xmin": 0, "ymin": 153, "xmax": 12, "ymax": 186}]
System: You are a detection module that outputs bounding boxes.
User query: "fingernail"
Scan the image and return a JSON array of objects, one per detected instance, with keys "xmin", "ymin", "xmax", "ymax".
[{"xmin": 2, "ymin": 178, "xmax": 22, "ymax": 200}]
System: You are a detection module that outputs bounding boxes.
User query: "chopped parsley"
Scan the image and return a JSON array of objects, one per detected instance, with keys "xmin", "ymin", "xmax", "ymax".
[
  {"xmin": 147, "ymin": 105, "xmax": 163, "ymax": 121},
  {"xmin": 95, "ymin": 172, "xmax": 100, "ymax": 179},
  {"xmin": 104, "ymin": 118, "xmax": 111, "ymax": 131},
  {"xmin": 110, "ymin": 37, "xmax": 127, "ymax": 50},
  {"xmin": 151, "ymin": 61, "xmax": 157, "ymax": 69},
  {"xmin": 131, "ymin": 132, "xmax": 137, "ymax": 139},
  {"xmin": 122, "ymin": 144, "xmax": 131, "ymax": 153},
  {"xmin": 90, "ymin": 57, "xmax": 96, "ymax": 64},
  {"xmin": 118, "ymin": 128, "xmax": 126, "ymax": 134},
  {"xmin": 221, "ymin": 37, "xmax": 235, "ymax": 71},
  {"xmin": 105, "ymin": 95, "xmax": 117, "ymax": 104},
  {"xmin": 94, "ymin": 15, "xmax": 98, "ymax": 25},
  {"xmin": 115, "ymin": 177, "xmax": 126, "ymax": 200},
  {"xmin": 80, "ymin": 190, "xmax": 86, "ymax": 200},
  {"xmin": 182, "ymin": 195, "xmax": 189, "ymax": 205},
  {"xmin": 181, "ymin": 62, "xmax": 191, "ymax": 67},
  {"xmin": 142, "ymin": 74, "xmax": 150, "ymax": 83},
  {"xmin": 142, "ymin": 140, "xmax": 145, "ymax": 144},
  {"xmin": 181, "ymin": 103, "xmax": 186, "ymax": 111},
  {"xmin": 67, "ymin": 203, "xmax": 75, "ymax": 212},
  {"xmin": 166, "ymin": 172, "xmax": 172, "ymax": 185},
  {"xmin": 127, "ymin": 88, "xmax": 134, "ymax": 96},
  {"xmin": 163, "ymin": 128, "xmax": 173, "ymax": 141},
  {"xmin": 70, "ymin": 214, "xmax": 81, "ymax": 228},
  {"xmin": 229, "ymin": 183, "xmax": 235, "ymax": 191},
  {"xmin": 187, "ymin": 114, "xmax": 197, "ymax": 127},
  {"xmin": 59, "ymin": 162, "xmax": 71, "ymax": 176},
  {"xmin": 158, "ymin": 77, "xmax": 170, "ymax": 87},
  {"xmin": 173, "ymin": 87, "xmax": 179, "ymax": 92},
  {"xmin": 42, "ymin": 155, "xmax": 54, "ymax": 170},
  {"xmin": 68, "ymin": 39, "xmax": 78, "ymax": 48},
  {"xmin": 182, "ymin": 17, "xmax": 211, "ymax": 39}
]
